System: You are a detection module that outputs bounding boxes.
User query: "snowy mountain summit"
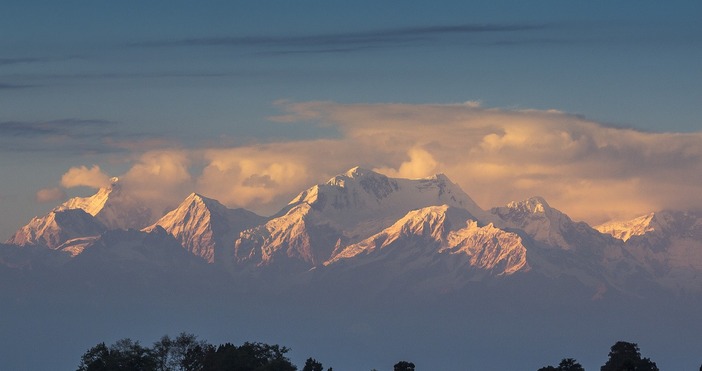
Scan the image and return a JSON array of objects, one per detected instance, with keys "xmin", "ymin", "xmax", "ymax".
[
  {"xmin": 4, "ymin": 166, "xmax": 702, "ymax": 297},
  {"xmin": 234, "ymin": 167, "xmax": 489, "ymax": 272},
  {"xmin": 6, "ymin": 208, "xmax": 105, "ymax": 249},
  {"xmin": 146, "ymin": 193, "xmax": 264, "ymax": 263},
  {"xmin": 56, "ymin": 177, "xmax": 153, "ymax": 230}
]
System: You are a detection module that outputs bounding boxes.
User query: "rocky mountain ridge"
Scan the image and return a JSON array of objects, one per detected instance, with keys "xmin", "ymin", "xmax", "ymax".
[{"xmin": 4, "ymin": 167, "xmax": 702, "ymax": 297}]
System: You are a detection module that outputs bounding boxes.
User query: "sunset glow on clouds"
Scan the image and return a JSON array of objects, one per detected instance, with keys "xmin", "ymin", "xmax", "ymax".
[
  {"xmin": 43, "ymin": 101, "xmax": 702, "ymax": 225},
  {"xmin": 2, "ymin": 1, "xmax": 699, "ymax": 242}
]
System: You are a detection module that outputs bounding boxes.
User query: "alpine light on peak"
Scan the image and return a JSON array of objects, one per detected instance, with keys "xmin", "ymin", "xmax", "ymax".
[
  {"xmin": 595, "ymin": 212, "xmax": 657, "ymax": 241},
  {"xmin": 491, "ymin": 196, "xmax": 614, "ymax": 251},
  {"xmin": 230, "ymin": 167, "xmax": 492, "ymax": 273},
  {"xmin": 505, "ymin": 196, "xmax": 550, "ymax": 214},
  {"xmin": 341, "ymin": 166, "xmax": 373, "ymax": 179},
  {"xmin": 54, "ymin": 177, "xmax": 152, "ymax": 230},
  {"xmin": 6, "ymin": 209, "xmax": 106, "ymax": 249},
  {"xmin": 148, "ymin": 192, "xmax": 265, "ymax": 264}
]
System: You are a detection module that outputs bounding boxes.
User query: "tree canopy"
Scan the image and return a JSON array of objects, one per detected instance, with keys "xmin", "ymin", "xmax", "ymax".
[
  {"xmin": 393, "ymin": 361, "xmax": 415, "ymax": 371},
  {"xmin": 538, "ymin": 358, "xmax": 584, "ymax": 371},
  {"xmin": 600, "ymin": 341, "xmax": 659, "ymax": 371},
  {"xmin": 77, "ymin": 335, "xmax": 297, "ymax": 371},
  {"xmin": 302, "ymin": 358, "xmax": 323, "ymax": 371}
]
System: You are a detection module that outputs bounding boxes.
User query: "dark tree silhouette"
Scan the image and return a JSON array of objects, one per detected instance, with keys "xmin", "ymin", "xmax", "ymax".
[
  {"xmin": 201, "ymin": 342, "xmax": 297, "ymax": 371},
  {"xmin": 600, "ymin": 341, "xmax": 659, "ymax": 371},
  {"xmin": 394, "ymin": 361, "xmax": 415, "ymax": 371},
  {"xmin": 538, "ymin": 358, "xmax": 584, "ymax": 371},
  {"xmin": 302, "ymin": 357, "xmax": 323, "ymax": 371},
  {"xmin": 77, "ymin": 342, "xmax": 110, "ymax": 371},
  {"xmin": 152, "ymin": 332, "xmax": 209, "ymax": 371},
  {"xmin": 77, "ymin": 335, "xmax": 297, "ymax": 371},
  {"xmin": 77, "ymin": 339, "xmax": 156, "ymax": 371},
  {"xmin": 558, "ymin": 358, "xmax": 584, "ymax": 371}
]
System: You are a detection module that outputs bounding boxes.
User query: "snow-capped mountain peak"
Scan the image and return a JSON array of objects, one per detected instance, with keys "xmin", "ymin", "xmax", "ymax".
[
  {"xmin": 327, "ymin": 205, "xmax": 473, "ymax": 263},
  {"xmin": 595, "ymin": 212, "xmax": 657, "ymax": 241},
  {"xmin": 55, "ymin": 177, "xmax": 153, "ymax": 230},
  {"xmin": 234, "ymin": 167, "xmax": 488, "ymax": 272},
  {"xmin": 596, "ymin": 210, "xmax": 702, "ymax": 242},
  {"xmin": 6, "ymin": 209, "xmax": 106, "ymax": 249},
  {"xmin": 506, "ymin": 196, "xmax": 550, "ymax": 214},
  {"xmin": 147, "ymin": 192, "xmax": 265, "ymax": 263},
  {"xmin": 340, "ymin": 166, "xmax": 374, "ymax": 180},
  {"xmin": 491, "ymin": 196, "xmax": 610, "ymax": 251},
  {"xmin": 287, "ymin": 167, "xmax": 485, "ymax": 225},
  {"xmin": 325, "ymin": 204, "xmax": 529, "ymax": 290}
]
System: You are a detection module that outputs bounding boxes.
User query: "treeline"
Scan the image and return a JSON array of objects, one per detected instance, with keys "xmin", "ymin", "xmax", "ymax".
[
  {"xmin": 77, "ymin": 334, "xmax": 701, "ymax": 371},
  {"xmin": 76, "ymin": 332, "xmax": 416, "ymax": 371},
  {"xmin": 538, "ymin": 341, "xmax": 669, "ymax": 371}
]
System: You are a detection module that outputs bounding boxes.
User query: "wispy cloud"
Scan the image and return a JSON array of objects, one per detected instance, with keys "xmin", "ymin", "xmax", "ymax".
[
  {"xmin": 0, "ymin": 119, "xmax": 173, "ymax": 155},
  {"xmin": 9, "ymin": 71, "xmax": 234, "ymax": 80},
  {"xmin": 131, "ymin": 23, "xmax": 551, "ymax": 54},
  {"xmin": 0, "ymin": 119, "xmax": 114, "ymax": 137},
  {"xmin": 0, "ymin": 57, "xmax": 46, "ymax": 66},
  {"xmin": 0, "ymin": 82, "xmax": 34, "ymax": 89},
  {"xmin": 35, "ymin": 187, "xmax": 66, "ymax": 203},
  {"xmin": 0, "ymin": 55, "xmax": 86, "ymax": 67}
]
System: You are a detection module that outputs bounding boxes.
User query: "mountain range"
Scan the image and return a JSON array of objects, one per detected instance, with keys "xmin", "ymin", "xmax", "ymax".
[{"xmin": 5, "ymin": 166, "xmax": 702, "ymax": 298}]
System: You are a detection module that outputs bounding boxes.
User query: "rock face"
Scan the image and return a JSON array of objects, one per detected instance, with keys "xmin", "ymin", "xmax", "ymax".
[
  {"xmin": 6, "ymin": 209, "xmax": 106, "ymax": 249},
  {"xmin": 325, "ymin": 205, "xmax": 529, "ymax": 292},
  {"xmin": 233, "ymin": 167, "xmax": 488, "ymax": 272},
  {"xmin": 597, "ymin": 210, "xmax": 702, "ymax": 292},
  {"xmin": 595, "ymin": 212, "xmax": 658, "ymax": 242},
  {"xmin": 491, "ymin": 196, "xmax": 615, "ymax": 251},
  {"xmin": 67, "ymin": 227, "xmax": 202, "ymax": 269},
  {"xmin": 146, "ymin": 193, "xmax": 265, "ymax": 263},
  {"xmin": 4, "ymin": 166, "xmax": 702, "ymax": 297},
  {"xmin": 56, "ymin": 177, "xmax": 153, "ymax": 230}
]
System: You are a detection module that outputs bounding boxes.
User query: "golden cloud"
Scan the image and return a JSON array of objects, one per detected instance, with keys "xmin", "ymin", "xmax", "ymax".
[
  {"xmin": 36, "ymin": 187, "xmax": 66, "ymax": 203},
  {"xmin": 60, "ymin": 165, "xmax": 111, "ymax": 189},
  {"xmin": 52, "ymin": 101, "xmax": 702, "ymax": 223}
]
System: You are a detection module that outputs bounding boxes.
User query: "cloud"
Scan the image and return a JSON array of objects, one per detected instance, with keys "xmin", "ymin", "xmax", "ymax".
[
  {"xmin": 13, "ymin": 71, "xmax": 235, "ymax": 81},
  {"xmin": 35, "ymin": 187, "xmax": 66, "ymax": 203},
  {"xmin": 0, "ymin": 119, "xmax": 112, "ymax": 138},
  {"xmin": 121, "ymin": 150, "xmax": 194, "ymax": 214},
  {"xmin": 61, "ymin": 165, "xmax": 111, "ymax": 189},
  {"xmin": 0, "ymin": 83, "xmax": 34, "ymax": 89},
  {"xmin": 195, "ymin": 146, "xmax": 314, "ymax": 212},
  {"xmin": 50, "ymin": 101, "xmax": 702, "ymax": 224},
  {"xmin": 261, "ymin": 101, "xmax": 702, "ymax": 223},
  {"xmin": 0, "ymin": 57, "xmax": 45, "ymax": 66},
  {"xmin": 0, "ymin": 118, "xmax": 172, "ymax": 155},
  {"xmin": 375, "ymin": 147, "xmax": 438, "ymax": 179},
  {"xmin": 132, "ymin": 23, "xmax": 550, "ymax": 54},
  {"xmin": 0, "ymin": 56, "xmax": 83, "ymax": 66}
]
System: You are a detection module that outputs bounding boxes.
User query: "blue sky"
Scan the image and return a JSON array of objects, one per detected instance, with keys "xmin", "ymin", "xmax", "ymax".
[{"xmin": 1, "ymin": 1, "xmax": 701, "ymax": 239}]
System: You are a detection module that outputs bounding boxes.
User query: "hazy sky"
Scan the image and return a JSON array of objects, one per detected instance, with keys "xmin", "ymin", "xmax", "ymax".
[{"xmin": 1, "ymin": 1, "xmax": 701, "ymax": 239}]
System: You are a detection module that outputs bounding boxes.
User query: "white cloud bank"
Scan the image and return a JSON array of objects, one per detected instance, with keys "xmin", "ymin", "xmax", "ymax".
[{"xmin": 54, "ymin": 101, "xmax": 702, "ymax": 224}]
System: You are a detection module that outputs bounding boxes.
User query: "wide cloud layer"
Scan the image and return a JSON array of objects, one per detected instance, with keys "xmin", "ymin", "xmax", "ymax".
[{"xmin": 54, "ymin": 101, "xmax": 702, "ymax": 224}]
